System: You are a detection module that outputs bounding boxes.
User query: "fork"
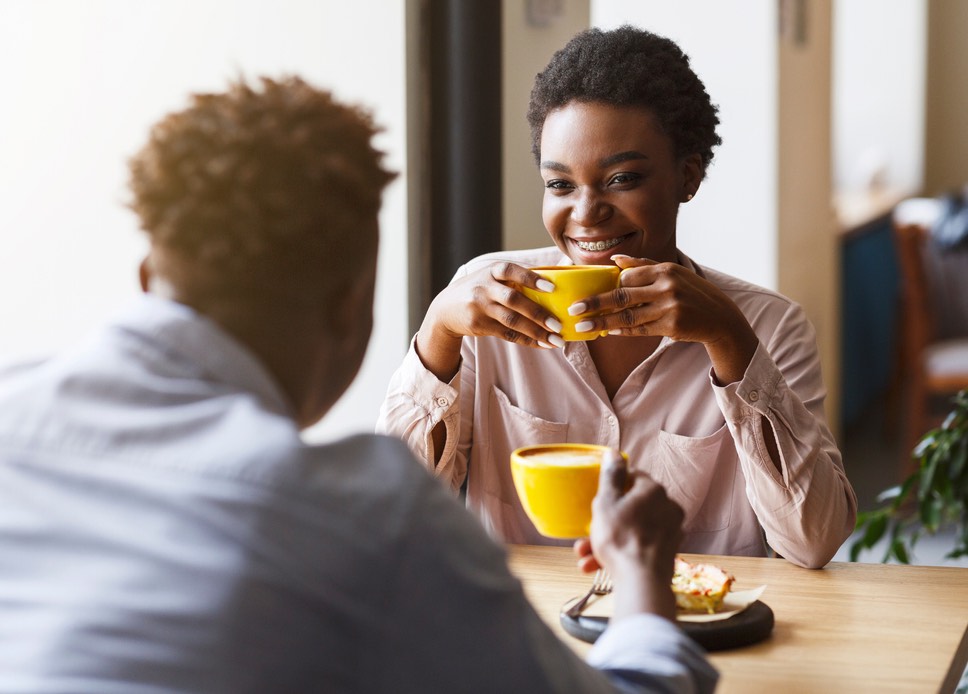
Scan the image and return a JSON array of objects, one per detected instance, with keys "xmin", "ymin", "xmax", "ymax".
[{"xmin": 565, "ymin": 569, "xmax": 613, "ymax": 618}]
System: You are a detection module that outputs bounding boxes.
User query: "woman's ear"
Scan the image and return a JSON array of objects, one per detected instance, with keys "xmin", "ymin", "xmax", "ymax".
[{"xmin": 681, "ymin": 153, "xmax": 704, "ymax": 202}]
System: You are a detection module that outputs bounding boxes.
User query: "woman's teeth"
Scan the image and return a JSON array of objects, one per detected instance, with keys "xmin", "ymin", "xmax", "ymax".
[{"xmin": 576, "ymin": 237, "xmax": 622, "ymax": 252}]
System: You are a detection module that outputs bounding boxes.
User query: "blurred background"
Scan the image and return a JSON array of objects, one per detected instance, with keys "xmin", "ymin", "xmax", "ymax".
[{"xmin": 2, "ymin": 1, "xmax": 967, "ymax": 554}]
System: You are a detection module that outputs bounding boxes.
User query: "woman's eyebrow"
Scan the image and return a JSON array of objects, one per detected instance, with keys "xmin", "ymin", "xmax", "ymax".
[
  {"xmin": 539, "ymin": 159, "xmax": 570, "ymax": 173},
  {"xmin": 540, "ymin": 151, "xmax": 649, "ymax": 173},
  {"xmin": 600, "ymin": 150, "xmax": 649, "ymax": 167}
]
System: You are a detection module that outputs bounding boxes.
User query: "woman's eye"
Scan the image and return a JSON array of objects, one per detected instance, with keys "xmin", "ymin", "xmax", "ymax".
[
  {"xmin": 609, "ymin": 172, "xmax": 641, "ymax": 186},
  {"xmin": 544, "ymin": 179, "xmax": 573, "ymax": 192}
]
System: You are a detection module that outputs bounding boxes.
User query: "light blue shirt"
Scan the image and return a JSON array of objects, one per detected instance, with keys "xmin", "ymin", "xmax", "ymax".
[{"xmin": 0, "ymin": 294, "xmax": 717, "ymax": 693}]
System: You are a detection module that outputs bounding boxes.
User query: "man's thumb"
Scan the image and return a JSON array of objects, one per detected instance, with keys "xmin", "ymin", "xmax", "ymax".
[{"xmin": 597, "ymin": 448, "xmax": 628, "ymax": 503}]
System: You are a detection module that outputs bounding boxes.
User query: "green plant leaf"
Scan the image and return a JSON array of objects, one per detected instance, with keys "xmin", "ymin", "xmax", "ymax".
[
  {"xmin": 860, "ymin": 512, "xmax": 888, "ymax": 548},
  {"xmin": 891, "ymin": 538, "xmax": 911, "ymax": 564},
  {"xmin": 897, "ymin": 475, "xmax": 918, "ymax": 510},
  {"xmin": 851, "ymin": 389, "xmax": 968, "ymax": 563},
  {"xmin": 913, "ymin": 434, "xmax": 935, "ymax": 460},
  {"xmin": 950, "ymin": 439, "xmax": 967, "ymax": 481},
  {"xmin": 875, "ymin": 485, "xmax": 902, "ymax": 503},
  {"xmin": 920, "ymin": 496, "xmax": 944, "ymax": 532},
  {"xmin": 919, "ymin": 448, "xmax": 941, "ymax": 501}
]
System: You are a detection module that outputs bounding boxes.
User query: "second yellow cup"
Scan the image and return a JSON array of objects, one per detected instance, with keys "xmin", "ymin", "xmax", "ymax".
[
  {"xmin": 510, "ymin": 443, "xmax": 610, "ymax": 539},
  {"xmin": 521, "ymin": 265, "xmax": 621, "ymax": 341}
]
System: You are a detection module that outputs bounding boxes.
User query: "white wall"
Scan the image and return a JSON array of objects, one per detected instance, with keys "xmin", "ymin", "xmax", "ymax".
[
  {"xmin": 0, "ymin": 0, "xmax": 408, "ymax": 442},
  {"xmin": 832, "ymin": 0, "xmax": 926, "ymax": 194},
  {"xmin": 592, "ymin": 0, "xmax": 779, "ymax": 291},
  {"xmin": 502, "ymin": 0, "xmax": 591, "ymax": 251}
]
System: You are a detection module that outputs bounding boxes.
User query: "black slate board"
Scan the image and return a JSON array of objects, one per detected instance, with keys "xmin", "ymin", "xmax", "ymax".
[{"xmin": 560, "ymin": 600, "xmax": 774, "ymax": 652}]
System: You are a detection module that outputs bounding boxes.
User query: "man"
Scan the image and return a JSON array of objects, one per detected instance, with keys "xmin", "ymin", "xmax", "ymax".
[{"xmin": 0, "ymin": 76, "xmax": 717, "ymax": 692}]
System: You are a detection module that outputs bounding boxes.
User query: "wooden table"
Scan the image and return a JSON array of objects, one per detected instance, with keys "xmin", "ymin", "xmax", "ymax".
[{"xmin": 507, "ymin": 545, "xmax": 968, "ymax": 693}]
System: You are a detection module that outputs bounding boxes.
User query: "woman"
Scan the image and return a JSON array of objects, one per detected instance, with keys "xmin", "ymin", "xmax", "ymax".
[{"xmin": 379, "ymin": 26, "xmax": 856, "ymax": 568}]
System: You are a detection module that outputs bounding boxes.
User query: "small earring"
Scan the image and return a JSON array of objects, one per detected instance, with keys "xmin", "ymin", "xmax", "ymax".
[{"xmin": 685, "ymin": 193, "xmax": 694, "ymax": 201}]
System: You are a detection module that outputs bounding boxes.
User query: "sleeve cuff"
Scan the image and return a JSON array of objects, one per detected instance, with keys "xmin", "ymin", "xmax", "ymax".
[
  {"xmin": 710, "ymin": 342, "xmax": 783, "ymax": 421},
  {"xmin": 588, "ymin": 614, "xmax": 719, "ymax": 693},
  {"xmin": 401, "ymin": 335, "xmax": 461, "ymax": 419}
]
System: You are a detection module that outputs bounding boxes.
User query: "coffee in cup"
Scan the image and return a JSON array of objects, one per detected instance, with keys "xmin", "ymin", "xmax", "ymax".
[{"xmin": 520, "ymin": 265, "xmax": 621, "ymax": 341}]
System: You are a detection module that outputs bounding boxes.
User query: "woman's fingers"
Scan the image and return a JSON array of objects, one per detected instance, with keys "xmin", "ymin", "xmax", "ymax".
[
  {"xmin": 489, "ymin": 261, "xmax": 555, "ymax": 295},
  {"xmin": 445, "ymin": 262, "xmax": 566, "ymax": 347},
  {"xmin": 568, "ymin": 261, "xmax": 725, "ymax": 342}
]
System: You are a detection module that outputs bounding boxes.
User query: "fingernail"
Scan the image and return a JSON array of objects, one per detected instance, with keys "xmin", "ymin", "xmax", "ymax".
[
  {"xmin": 567, "ymin": 302, "xmax": 587, "ymax": 316},
  {"xmin": 545, "ymin": 317, "xmax": 563, "ymax": 333},
  {"xmin": 574, "ymin": 320, "xmax": 594, "ymax": 333},
  {"xmin": 608, "ymin": 329, "xmax": 622, "ymax": 336},
  {"xmin": 536, "ymin": 279, "xmax": 555, "ymax": 293},
  {"xmin": 538, "ymin": 341, "xmax": 554, "ymax": 349},
  {"xmin": 548, "ymin": 334, "xmax": 566, "ymax": 348}
]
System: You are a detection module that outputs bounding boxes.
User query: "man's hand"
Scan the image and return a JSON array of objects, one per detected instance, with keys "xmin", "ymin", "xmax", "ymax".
[{"xmin": 574, "ymin": 449, "xmax": 683, "ymax": 622}]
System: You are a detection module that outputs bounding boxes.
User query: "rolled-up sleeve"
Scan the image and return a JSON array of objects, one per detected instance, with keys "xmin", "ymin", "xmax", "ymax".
[
  {"xmin": 712, "ymin": 304, "xmax": 857, "ymax": 568},
  {"xmin": 376, "ymin": 336, "xmax": 465, "ymax": 492}
]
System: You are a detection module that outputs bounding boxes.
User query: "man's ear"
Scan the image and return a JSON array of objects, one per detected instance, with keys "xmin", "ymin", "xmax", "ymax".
[
  {"xmin": 331, "ymin": 270, "xmax": 375, "ymax": 334},
  {"xmin": 139, "ymin": 256, "xmax": 151, "ymax": 293}
]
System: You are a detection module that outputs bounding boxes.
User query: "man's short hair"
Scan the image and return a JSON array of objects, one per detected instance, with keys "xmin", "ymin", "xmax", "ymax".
[
  {"xmin": 526, "ymin": 25, "xmax": 721, "ymax": 176},
  {"xmin": 128, "ymin": 76, "xmax": 396, "ymax": 303}
]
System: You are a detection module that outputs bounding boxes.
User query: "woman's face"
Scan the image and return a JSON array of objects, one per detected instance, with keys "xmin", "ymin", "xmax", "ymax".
[{"xmin": 539, "ymin": 101, "xmax": 701, "ymax": 265}]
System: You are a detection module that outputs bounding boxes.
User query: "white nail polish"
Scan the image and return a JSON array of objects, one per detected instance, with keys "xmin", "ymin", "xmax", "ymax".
[
  {"xmin": 608, "ymin": 329, "xmax": 622, "ymax": 336},
  {"xmin": 549, "ymin": 334, "xmax": 566, "ymax": 348},
  {"xmin": 536, "ymin": 279, "xmax": 555, "ymax": 293},
  {"xmin": 567, "ymin": 302, "xmax": 587, "ymax": 316},
  {"xmin": 574, "ymin": 320, "xmax": 594, "ymax": 333},
  {"xmin": 538, "ymin": 341, "xmax": 553, "ymax": 349},
  {"xmin": 545, "ymin": 317, "xmax": 563, "ymax": 333}
]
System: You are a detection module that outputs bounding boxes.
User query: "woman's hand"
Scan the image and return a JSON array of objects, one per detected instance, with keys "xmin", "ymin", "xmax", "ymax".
[
  {"xmin": 415, "ymin": 262, "xmax": 565, "ymax": 383},
  {"xmin": 571, "ymin": 254, "xmax": 759, "ymax": 384}
]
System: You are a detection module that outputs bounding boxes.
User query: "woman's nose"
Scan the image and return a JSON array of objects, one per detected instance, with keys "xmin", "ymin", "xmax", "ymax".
[{"xmin": 570, "ymin": 189, "xmax": 612, "ymax": 226}]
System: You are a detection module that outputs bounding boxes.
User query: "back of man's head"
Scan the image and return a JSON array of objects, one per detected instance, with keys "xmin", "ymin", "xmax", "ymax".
[{"xmin": 128, "ymin": 76, "xmax": 396, "ymax": 310}]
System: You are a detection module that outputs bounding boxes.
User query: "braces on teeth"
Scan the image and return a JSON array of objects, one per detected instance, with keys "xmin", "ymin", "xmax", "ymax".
[{"xmin": 577, "ymin": 238, "xmax": 622, "ymax": 251}]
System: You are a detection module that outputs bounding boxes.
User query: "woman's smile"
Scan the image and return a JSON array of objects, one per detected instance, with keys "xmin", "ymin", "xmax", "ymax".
[
  {"xmin": 539, "ymin": 101, "xmax": 700, "ymax": 266},
  {"xmin": 569, "ymin": 232, "xmax": 638, "ymax": 262}
]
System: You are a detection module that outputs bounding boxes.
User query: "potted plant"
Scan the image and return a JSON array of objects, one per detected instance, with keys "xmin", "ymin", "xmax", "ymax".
[{"xmin": 850, "ymin": 389, "xmax": 968, "ymax": 563}]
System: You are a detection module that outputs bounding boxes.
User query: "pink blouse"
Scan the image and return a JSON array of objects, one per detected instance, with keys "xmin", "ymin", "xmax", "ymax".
[{"xmin": 378, "ymin": 247, "xmax": 857, "ymax": 568}]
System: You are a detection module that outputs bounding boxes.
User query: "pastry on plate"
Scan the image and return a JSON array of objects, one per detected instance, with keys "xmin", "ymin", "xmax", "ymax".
[{"xmin": 672, "ymin": 557, "xmax": 735, "ymax": 614}]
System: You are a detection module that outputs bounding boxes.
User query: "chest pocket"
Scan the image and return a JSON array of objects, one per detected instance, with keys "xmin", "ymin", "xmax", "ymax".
[
  {"xmin": 646, "ymin": 425, "xmax": 736, "ymax": 533},
  {"xmin": 481, "ymin": 386, "xmax": 569, "ymax": 496}
]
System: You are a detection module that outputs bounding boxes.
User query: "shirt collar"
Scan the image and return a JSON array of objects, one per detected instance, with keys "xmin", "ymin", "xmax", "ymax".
[{"xmin": 109, "ymin": 294, "xmax": 295, "ymax": 420}]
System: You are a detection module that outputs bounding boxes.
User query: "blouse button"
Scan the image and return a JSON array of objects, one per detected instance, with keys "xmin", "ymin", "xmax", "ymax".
[
  {"xmin": 749, "ymin": 390, "xmax": 759, "ymax": 402},
  {"xmin": 435, "ymin": 397, "xmax": 449, "ymax": 407},
  {"xmin": 608, "ymin": 415, "xmax": 616, "ymax": 426}
]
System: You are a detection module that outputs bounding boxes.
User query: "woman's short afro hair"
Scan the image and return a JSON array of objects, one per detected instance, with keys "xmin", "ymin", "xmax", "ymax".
[{"xmin": 527, "ymin": 25, "xmax": 721, "ymax": 176}]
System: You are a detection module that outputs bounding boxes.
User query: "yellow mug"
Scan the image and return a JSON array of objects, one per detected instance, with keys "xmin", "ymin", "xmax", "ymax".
[
  {"xmin": 520, "ymin": 265, "xmax": 621, "ymax": 341},
  {"xmin": 511, "ymin": 443, "xmax": 617, "ymax": 539}
]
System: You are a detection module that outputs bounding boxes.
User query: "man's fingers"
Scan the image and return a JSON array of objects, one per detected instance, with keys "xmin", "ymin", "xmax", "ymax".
[
  {"xmin": 573, "ymin": 537, "xmax": 592, "ymax": 558},
  {"xmin": 576, "ymin": 553, "xmax": 602, "ymax": 574},
  {"xmin": 596, "ymin": 449, "xmax": 628, "ymax": 504}
]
